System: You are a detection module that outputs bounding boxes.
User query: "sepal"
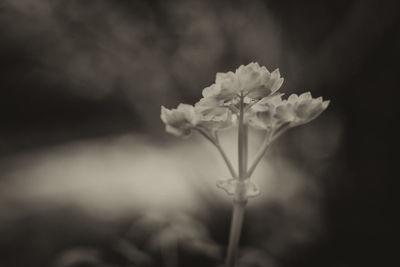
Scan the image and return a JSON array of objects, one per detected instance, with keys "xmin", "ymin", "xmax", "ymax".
[{"xmin": 216, "ymin": 178, "xmax": 260, "ymax": 201}]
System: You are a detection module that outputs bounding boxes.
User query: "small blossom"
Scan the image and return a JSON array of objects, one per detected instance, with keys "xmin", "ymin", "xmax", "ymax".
[
  {"xmin": 246, "ymin": 94, "xmax": 284, "ymax": 130},
  {"xmin": 197, "ymin": 63, "xmax": 284, "ymax": 116},
  {"xmin": 236, "ymin": 63, "xmax": 283, "ymax": 99},
  {"xmin": 275, "ymin": 92, "xmax": 330, "ymax": 127},
  {"xmin": 245, "ymin": 92, "xmax": 329, "ymax": 135},
  {"xmin": 160, "ymin": 104, "xmax": 198, "ymax": 137},
  {"xmin": 202, "ymin": 72, "xmax": 240, "ymax": 100},
  {"xmin": 161, "ymin": 103, "xmax": 234, "ymax": 138}
]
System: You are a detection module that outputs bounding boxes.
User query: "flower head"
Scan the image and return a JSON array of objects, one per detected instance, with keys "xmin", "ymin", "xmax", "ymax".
[
  {"xmin": 160, "ymin": 63, "xmax": 330, "ymax": 204},
  {"xmin": 161, "ymin": 64, "xmax": 329, "ymax": 142}
]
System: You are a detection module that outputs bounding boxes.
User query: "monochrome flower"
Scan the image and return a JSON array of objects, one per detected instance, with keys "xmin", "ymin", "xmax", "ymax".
[
  {"xmin": 244, "ymin": 92, "xmax": 329, "ymax": 136},
  {"xmin": 245, "ymin": 94, "xmax": 284, "ymax": 131},
  {"xmin": 161, "ymin": 103, "xmax": 234, "ymax": 138},
  {"xmin": 197, "ymin": 62, "xmax": 284, "ymax": 117},
  {"xmin": 160, "ymin": 104, "xmax": 198, "ymax": 137},
  {"xmin": 275, "ymin": 92, "xmax": 330, "ymax": 127},
  {"xmin": 202, "ymin": 72, "xmax": 240, "ymax": 101},
  {"xmin": 235, "ymin": 63, "xmax": 283, "ymax": 99}
]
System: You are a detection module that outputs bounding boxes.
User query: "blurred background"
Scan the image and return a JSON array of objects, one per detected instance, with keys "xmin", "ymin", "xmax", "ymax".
[{"xmin": 0, "ymin": 0, "xmax": 397, "ymax": 266}]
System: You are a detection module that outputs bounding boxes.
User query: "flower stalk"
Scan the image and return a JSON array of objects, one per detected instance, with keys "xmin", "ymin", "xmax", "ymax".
[
  {"xmin": 225, "ymin": 199, "xmax": 247, "ymax": 267},
  {"xmin": 215, "ymin": 141, "xmax": 238, "ymax": 179},
  {"xmin": 225, "ymin": 93, "xmax": 248, "ymax": 267},
  {"xmin": 238, "ymin": 94, "xmax": 248, "ymax": 181},
  {"xmin": 196, "ymin": 128, "xmax": 238, "ymax": 179},
  {"xmin": 246, "ymin": 135, "xmax": 269, "ymax": 183}
]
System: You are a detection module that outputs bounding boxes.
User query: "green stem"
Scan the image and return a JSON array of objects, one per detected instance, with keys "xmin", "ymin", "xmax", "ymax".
[{"xmin": 225, "ymin": 93, "xmax": 248, "ymax": 267}]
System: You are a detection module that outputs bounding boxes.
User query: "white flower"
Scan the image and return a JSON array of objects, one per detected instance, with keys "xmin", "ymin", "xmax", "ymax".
[
  {"xmin": 202, "ymin": 72, "xmax": 240, "ymax": 100},
  {"xmin": 160, "ymin": 104, "xmax": 198, "ymax": 137},
  {"xmin": 246, "ymin": 94, "xmax": 284, "ymax": 130},
  {"xmin": 275, "ymin": 92, "xmax": 330, "ymax": 127},
  {"xmin": 161, "ymin": 103, "xmax": 234, "ymax": 138},
  {"xmin": 235, "ymin": 63, "xmax": 283, "ymax": 99},
  {"xmin": 197, "ymin": 63, "xmax": 284, "ymax": 116},
  {"xmin": 245, "ymin": 92, "xmax": 329, "ymax": 134}
]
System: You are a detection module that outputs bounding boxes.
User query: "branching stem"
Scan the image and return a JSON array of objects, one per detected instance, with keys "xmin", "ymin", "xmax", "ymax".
[
  {"xmin": 246, "ymin": 134, "xmax": 270, "ymax": 178},
  {"xmin": 196, "ymin": 128, "xmax": 237, "ymax": 179},
  {"xmin": 247, "ymin": 123, "xmax": 290, "ymax": 178},
  {"xmin": 215, "ymin": 142, "xmax": 238, "ymax": 179},
  {"xmin": 197, "ymin": 94, "xmax": 288, "ymax": 267}
]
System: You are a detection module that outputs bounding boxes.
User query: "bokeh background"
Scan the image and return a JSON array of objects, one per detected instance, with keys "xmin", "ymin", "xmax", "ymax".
[{"xmin": 0, "ymin": 0, "xmax": 397, "ymax": 266}]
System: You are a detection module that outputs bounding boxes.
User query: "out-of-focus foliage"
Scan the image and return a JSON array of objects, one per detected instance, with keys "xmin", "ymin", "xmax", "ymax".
[{"xmin": 52, "ymin": 212, "xmax": 222, "ymax": 267}]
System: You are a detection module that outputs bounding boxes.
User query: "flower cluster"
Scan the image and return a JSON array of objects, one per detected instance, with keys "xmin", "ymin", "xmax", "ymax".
[
  {"xmin": 160, "ymin": 62, "xmax": 329, "ymax": 266},
  {"xmin": 161, "ymin": 62, "xmax": 329, "ymax": 140}
]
